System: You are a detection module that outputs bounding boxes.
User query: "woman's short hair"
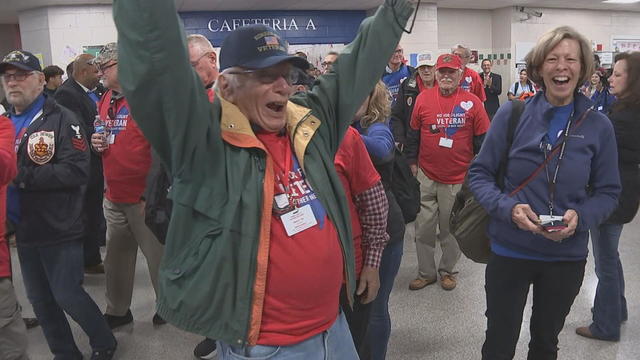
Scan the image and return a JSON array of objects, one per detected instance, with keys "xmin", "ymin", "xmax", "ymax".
[
  {"xmin": 525, "ymin": 26, "xmax": 594, "ymax": 91},
  {"xmin": 612, "ymin": 51, "xmax": 640, "ymax": 111},
  {"xmin": 360, "ymin": 81, "xmax": 391, "ymax": 129}
]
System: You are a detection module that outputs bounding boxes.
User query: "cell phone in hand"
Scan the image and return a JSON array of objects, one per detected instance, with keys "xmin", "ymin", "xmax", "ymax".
[{"xmin": 539, "ymin": 215, "xmax": 567, "ymax": 232}]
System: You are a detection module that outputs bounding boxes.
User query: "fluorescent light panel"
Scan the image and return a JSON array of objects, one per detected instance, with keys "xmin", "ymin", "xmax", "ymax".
[{"xmin": 603, "ymin": 0, "xmax": 640, "ymax": 4}]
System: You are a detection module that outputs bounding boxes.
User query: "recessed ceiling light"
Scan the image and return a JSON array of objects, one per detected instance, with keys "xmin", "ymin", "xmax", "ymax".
[{"xmin": 603, "ymin": 0, "xmax": 640, "ymax": 4}]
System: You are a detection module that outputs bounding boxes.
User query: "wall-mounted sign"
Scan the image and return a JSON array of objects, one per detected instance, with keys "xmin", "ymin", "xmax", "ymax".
[
  {"xmin": 180, "ymin": 11, "xmax": 367, "ymax": 46},
  {"xmin": 612, "ymin": 37, "xmax": 640, "ymax": 53}
]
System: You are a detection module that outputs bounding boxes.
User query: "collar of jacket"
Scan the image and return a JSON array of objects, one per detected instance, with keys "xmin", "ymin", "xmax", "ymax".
[
  {"xmin": 218, "ymin": 95, "xmax": 321, "ymax": 170},
  {"xmin": 529, "ymin": 90, "xmax": 592, "ymax": 119}
]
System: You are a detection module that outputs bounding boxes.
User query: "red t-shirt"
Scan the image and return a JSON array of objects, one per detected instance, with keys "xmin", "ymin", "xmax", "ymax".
[
  {"xmin": 0, "ymin": 116, "xmax": 16, "ymax": 278},
  {"xmin": 410, "ymin": 87, "xmax": 490, "ymax": 184},
  {"xmin": 98, "ymin": 91, "xmax": 151, "ymax": 203},
  {"xmin": 460, "ymin": 67, "xmax": 487, "ymax": 102},
  {"xmin": 334, "ymin": 127, "xmax": 381, "ymax": 277},
  {"xmin": 255, "ymin": 132, "xmax": 344, "ymax": 346}
]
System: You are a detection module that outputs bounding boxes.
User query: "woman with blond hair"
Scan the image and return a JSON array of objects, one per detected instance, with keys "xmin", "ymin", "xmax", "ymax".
[
  {"xmin": 352, "ymin": 81, "xmax": 404, "ymax": 360},
  {"xmin": 468, "ymin": 26, "xmax": 621, "ymax": 359}
]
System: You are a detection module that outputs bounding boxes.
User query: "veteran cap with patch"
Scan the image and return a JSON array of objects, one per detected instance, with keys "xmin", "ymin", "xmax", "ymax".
[
  {"xmin": 219, "ymin": 25, "xmax": 309, "ymax": 72},
  {"xmin": 436, "ymin": 54, "xmax": 462, "ymax": 71},
  {"xmin": 92, "ymin": 42, "xmax": 118, "ymax": 66},
  {"xmin": 0, "ymin": 50, "xmax": 42, "ymax": 74}
]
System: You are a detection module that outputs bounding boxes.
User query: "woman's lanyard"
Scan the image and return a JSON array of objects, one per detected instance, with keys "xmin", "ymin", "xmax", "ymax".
[
  {"xmin": 435, "ymin": 88, "xmax": 460, "ymax": 138},
  {"xmin": 542, "ymin": 113, "xmax": 573, "ymax": 217}
]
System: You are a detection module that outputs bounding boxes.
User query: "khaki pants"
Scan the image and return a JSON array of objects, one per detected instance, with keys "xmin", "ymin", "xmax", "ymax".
[
  {"xmin": 414, "ymin": 170, "xmax": 462, "ymax": 279},
  {"xmin": 103, "ymin": 199, "xmax": 164, "ymax": 316},
  {"xmin": 0, "ymin": 279, "xmax": 29, "ymax": 360}
]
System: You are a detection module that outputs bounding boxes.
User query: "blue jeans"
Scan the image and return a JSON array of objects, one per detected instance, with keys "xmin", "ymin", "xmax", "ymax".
[
  {"xmin": 362, "ymin": 238, "xmax": 404, "ymax": 360},
  {"xmin": 17, "ymin": 241, "xmax": 116, "ymax": 360},
  {"xmin": 589, "ymin": 223, "xmax": 627, "ymax": 340},
  {"xmin": 217, "ymin": 311, "xmax": 358, "ymax": 359}
]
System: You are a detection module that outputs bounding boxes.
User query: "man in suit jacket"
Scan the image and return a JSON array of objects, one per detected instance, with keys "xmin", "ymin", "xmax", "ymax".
[
  {"xmin": 480, "ymin": 59, "xmax": 502, "ymax": 120},
  {"xmin": 55, "ymin": 53, "xmax": 106, "ymax": 273}
]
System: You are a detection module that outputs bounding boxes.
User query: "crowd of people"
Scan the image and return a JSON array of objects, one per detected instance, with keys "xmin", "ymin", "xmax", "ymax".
[{"xmin": 0, "ymin": 0, "xmax": 639, "ymax": 359}]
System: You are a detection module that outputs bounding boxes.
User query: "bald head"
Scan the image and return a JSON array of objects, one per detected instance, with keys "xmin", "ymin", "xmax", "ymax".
[{"xmin": 73, "ymin": 54, "xmax": 100, "ymax": 90}]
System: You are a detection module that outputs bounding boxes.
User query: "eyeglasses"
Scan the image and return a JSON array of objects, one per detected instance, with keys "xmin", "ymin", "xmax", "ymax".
[
  {"xmin": 227, "ymin": 67, "xmax": 300, "ymax": 86},
  {"xmin": 1, "ymin": 71, "xmax": 34, "ymax": 82},
  {"xmin": 190, "ymin": 52, "xmax": 213, "ymax": 67},
  {"xmin": 98, "ymin": 62, "xmax": 118, "ymax": 73},
  {"xmin": 321, "ymin": 61, "xmax": 333, "ymax": 68}
]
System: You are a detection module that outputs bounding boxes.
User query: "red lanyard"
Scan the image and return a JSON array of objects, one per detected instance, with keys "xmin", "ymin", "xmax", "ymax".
[
  {"xmin": 435, "ymin": 88, "xmax": 459, "ymax": 138},
  {"xmin": 273, "ymin": 138, "xmax": 293, "ymax": 194}
]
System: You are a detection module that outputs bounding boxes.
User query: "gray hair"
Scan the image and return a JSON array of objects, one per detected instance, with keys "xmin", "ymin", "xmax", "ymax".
[
  {"xmin": 213, "ymin": 67, "xmax": 244, "ymax": 95},
  {"xmin": 452, "ymin": 45, "xmax": 471, "ymax": 59},
  {"xmin": 187, "ymin": 34, "xmax": 215, "ymax": 56},
  {"xmin": 525, "ymin": 26, "xmax": 594, "ymax": 90}
]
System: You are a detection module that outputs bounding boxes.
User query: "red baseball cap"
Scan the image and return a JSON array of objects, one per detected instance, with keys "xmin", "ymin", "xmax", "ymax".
[{"xmin": 435, "ymin": 54, "xmax": 462, "ymax": 71}]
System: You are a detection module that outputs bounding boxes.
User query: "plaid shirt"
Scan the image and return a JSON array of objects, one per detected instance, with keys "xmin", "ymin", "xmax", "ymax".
[{"xmin": 354, "ymin": 181, "xmax": 389, "ymax": 268}]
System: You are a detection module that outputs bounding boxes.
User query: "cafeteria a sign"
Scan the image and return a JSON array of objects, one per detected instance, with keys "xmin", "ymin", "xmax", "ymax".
[
  {"xmin": 181, "ymin": 10, "xmax": 366, "ymax": 46},
  {"xmin": 208, "ymin": 18, "xmax": 317, "ymax": 32}
]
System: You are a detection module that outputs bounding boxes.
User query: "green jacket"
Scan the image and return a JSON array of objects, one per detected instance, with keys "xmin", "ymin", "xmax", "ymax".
[{"xmin": 113, "ymin": 0, "xmax": 413, "ymax": 345}]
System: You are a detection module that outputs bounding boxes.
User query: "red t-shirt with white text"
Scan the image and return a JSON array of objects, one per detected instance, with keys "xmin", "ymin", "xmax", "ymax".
[
  {"xmin": 410, "ymin": 87, "xmax": 490, "ymax": 184},
  {"xmin": 98, "ymin": 91, "xmax": 151, "ymax": 203},
  {"xmin": 460, "ymin": 67, "xmax": 487, "ymax": 102},
  {"xmin": 334, "ymin": 127, "xmax": 381, "ymax": 277},
  {"xmin": 256, "ymin": 132, "xmax": 344, "ymax": 346}
]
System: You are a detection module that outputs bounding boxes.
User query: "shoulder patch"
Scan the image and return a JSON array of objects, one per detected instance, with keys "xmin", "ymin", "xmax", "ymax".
[{"xmin": 28, "ymin": 131, "xmax": 55, "ymax": 165}]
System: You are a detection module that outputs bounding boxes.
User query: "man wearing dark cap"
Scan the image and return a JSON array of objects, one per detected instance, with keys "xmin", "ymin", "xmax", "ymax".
[
  {"xmin": 112, "ymin": 0, "xmax": 415, "ymax": 357},
  {"xmin": 0, "ymin": 50, "xmax": 117, "ymax": 360},
  {"xmin": 405, "ymin": 53, "xmax": 490, "ymax": 292}
]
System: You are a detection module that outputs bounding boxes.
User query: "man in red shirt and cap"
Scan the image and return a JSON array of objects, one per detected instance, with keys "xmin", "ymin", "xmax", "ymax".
[
  {"xmin": 405, "ymin": 53, "xmax": 490, "ymax": 291},
  {"xmin": 453, "ymin": 45, "xmax": 486, "ymax": 102}
]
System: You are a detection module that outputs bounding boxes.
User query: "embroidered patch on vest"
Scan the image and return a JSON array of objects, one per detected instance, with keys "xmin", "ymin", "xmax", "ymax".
[{"xmin": 28, "ymin": 131, "xmax": 55, "ymax": 165}]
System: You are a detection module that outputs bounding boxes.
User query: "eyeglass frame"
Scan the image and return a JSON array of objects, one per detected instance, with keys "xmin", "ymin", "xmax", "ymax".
[
  {"xmin": 1, "ymin": 71, "xmax": 36, "ymax": 83},
  {"xmin": 98, "ymin": 61, "xmax": 118, "ymax": 73},
  {"xmin": 226, "ymin": 67, "xmax": 300, "ymax": 86},
  {"xmin": 190, "ymin": 52, "xmax": 214, "ymax": 67}
]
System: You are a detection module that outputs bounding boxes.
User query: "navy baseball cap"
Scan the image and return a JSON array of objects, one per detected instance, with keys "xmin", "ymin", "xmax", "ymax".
[
  {"xmin": 219, "ymin": 25, "xmax": 309, "ymax": 72},
  {"xmin": 0, "ymin": 50, "xmax": 42, "ymax": 73}
]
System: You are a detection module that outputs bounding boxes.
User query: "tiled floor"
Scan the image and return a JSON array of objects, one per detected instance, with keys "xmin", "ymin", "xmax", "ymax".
[{"xmin": 15, "ymin": 216, "xmax": 640, "ymax": 359}]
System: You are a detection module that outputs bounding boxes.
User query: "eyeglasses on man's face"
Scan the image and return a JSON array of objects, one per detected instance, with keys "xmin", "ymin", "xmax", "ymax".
[
  {"xmin": 98, "ymin": 62, "xmax": 118, "ymax": 73},
  {"xmin": 1, "ymin": 71, "xmax": 35, "ymax": 82},
  {"xmin": 227, "ymin": 67, "xmax": 300, "ymax": 86},
  {"xmin": 190, "ymin": 52, "xmax": 213, "ymax": 67}
]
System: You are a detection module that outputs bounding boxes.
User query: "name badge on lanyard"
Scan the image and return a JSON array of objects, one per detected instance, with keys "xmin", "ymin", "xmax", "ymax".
[
  {"xmin": 439, "ymin": 137, "xmax": 453, "ymax": 148},
  {"xmin": 280, "ymin": 204, "xmax": 317, "ymax": 237}
]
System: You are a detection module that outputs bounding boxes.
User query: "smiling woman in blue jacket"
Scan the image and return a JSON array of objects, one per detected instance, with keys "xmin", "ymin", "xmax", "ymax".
[{"xmin": 468, "ymin": 26, "xmax": 621, "ymax": 360}]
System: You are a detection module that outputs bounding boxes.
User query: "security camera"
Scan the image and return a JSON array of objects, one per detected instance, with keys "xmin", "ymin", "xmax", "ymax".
[{"xmin": 518, "ymin": 7, "xmax": 543, "ymax": 18}]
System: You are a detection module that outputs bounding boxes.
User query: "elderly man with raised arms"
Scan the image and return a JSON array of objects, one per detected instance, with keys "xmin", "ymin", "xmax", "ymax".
[{"xmin": 111, "ymin": 0, "xmax": 416, "ymax": 358}]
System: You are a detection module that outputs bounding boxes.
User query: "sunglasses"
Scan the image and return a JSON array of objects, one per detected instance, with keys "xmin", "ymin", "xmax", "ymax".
[
  {"xmin": 227, "ymin": 67, "xmax": 300, "ymax": 86},
  {"xmin": 1, "ymin": 71, "xmax": 35, "ymax": 82}
]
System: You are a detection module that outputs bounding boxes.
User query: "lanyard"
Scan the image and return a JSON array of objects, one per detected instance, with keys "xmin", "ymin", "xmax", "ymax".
[
  {"xmin": 542, "ymin": 113, "xmax": 573, "ymax": 216},
  {"xmin": 273, "ymin": 138, "xmax": 293, "ymax": 196},
  {"xmin": 435, "ymin": 88, "xmax": 460, "ymax": 138}
]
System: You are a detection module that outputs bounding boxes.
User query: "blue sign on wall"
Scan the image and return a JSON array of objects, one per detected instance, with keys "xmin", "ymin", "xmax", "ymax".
[{"xmin": 179, "ymin": 11, "xmax": 367, "ymax": 46}]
